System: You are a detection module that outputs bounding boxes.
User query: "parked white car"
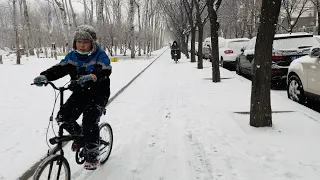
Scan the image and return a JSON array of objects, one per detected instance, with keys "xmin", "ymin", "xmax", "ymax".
[
  {"xmin": 202, "ymin": 37, "xmax": 226, "ymax": 59},
  {"xmin": 202, "ymin": 37, "xmax": 250, "ymax": 68},
  {"xmin": 219, "ymin": 38, "xmax": 250, "ymax": 68},
  {"xmin": 287, "ymin": 46, "xmax": 320, "ymax": 104}
]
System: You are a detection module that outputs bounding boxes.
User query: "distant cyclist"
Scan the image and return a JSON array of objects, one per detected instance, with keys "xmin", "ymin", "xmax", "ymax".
[{"xmin": 171, "ymin": 41, "xmax": 181, "ymax": 61}]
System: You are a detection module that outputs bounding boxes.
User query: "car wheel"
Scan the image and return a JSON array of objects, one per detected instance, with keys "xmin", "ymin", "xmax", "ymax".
[
  {"xmin": 287, "ymin": 75, "xmax": 306, "ymax": 104},
  {"xmin": 236, "ymin": 60, "xmax": 242, "ymax": 75},
  {"xmin": 220, "ymin": 57, "xmax": 224, "ymax": 67}
]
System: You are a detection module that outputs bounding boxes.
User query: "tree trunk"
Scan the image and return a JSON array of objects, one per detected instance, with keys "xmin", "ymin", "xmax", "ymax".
[
  {"xmin": 22, "ymin": 0, "xmax": 32, "ymax": 56},
  {"xmin": 143, "ymin": 0, "xmax": 149, "ymax": 55},
  {"xmin": 44, "ymin": 47, "xmax": 48, "ymax": 58},
  {"xmin": 250, "ymin": 0, "xmax": 281, "ymax": 127},
  {"xmin": 68, "ymin": 0, "xmax": 78, "ymax": 27},
  {"xmin": 318, "ymin": 10, "xmax": 320, "ymax": 35},
  {"xmin": 136, "ymin": 2, "xmax": 142, "ymax": 56},
  {"xmin": 97, "ymin": 0, "xmax": 104, "ymax": 45},
  {"xmin": 0, "ymin": 55, "xmax": 2, "ymax": 64},
  {"xmin": 19, "ymin": 0, "xmax": 26, "ymax": 54},
  {"xmin": 207, "ymin": 0, "xmax": 221, "ymax": 82},
  {"xmin": 13, "ymin": 0, "xmax": 21, "ymax": 64},
  {"xmin": 191, "ymin": 26, "xmax": 196, "ymax": 62},
  {"xmin": 197, "ymin": 24, "xmax": 204, "ymax": 69},
  {"xmin": 150, "ymin": 13, "xmax": 155, "ymax": 52},
  {"xmin": 83, "ymin": 0, "xmax": 87, "ymax": 24},
  {"xmin": 54, "ymin": 0, "xmax": 70, "ymax": 53},
  {"xmin": 90, "ymin": 0, "xmax": 94, "ymax": 25},
  {"xmin": 129, "ymin": 0, "xmax": 135, "ymax": 58}
]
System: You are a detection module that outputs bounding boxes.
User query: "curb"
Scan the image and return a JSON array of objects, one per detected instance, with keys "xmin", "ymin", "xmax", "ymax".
[{"xmin": 18, "ymin": 48, "xmax": 168, "ymax": 180}]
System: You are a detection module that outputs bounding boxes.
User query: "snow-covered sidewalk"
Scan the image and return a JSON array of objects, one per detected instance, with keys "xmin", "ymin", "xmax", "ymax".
[
  {"xmin": 42, "ymin": 50, "xmax": 320, "ymax": 180},
  {"xmin": 0, "ymin": 47, "xmax": 167, "ymax": 180}
]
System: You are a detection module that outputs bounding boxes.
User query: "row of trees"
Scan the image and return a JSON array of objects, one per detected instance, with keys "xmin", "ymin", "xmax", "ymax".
[
  {"xmin": 1, "ymin": 0, "xmax": 166, "ymax": 64},
  {"xmin": 162, "ymin": 0, "xmax": 284, "ymax": 128},
  {"xmin": 219, "ymin": 0, "xmax": 320, "ymax": 38}
]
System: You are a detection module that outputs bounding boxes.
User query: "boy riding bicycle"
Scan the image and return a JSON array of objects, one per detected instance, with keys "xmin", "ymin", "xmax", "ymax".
[{"xmin": 33, "ymin": 25, "xmax": 112, "ymax": 170}]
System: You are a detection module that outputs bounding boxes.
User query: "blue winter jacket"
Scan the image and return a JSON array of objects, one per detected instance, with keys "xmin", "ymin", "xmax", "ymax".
[{"xmin": 40, "ymin": 47, "xmax": 112, "ymax": 97}]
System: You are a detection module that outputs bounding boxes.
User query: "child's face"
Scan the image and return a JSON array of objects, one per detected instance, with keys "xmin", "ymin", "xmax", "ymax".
[{"xmin": 76, "ymin": 40, "xmax": 92, "ymax": 52}]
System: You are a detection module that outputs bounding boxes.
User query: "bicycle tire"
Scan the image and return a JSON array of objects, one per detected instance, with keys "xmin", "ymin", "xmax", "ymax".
[
  {"xmin": 33, "ymin": 154, "xmax": 71, "ymax": 180},
  {"xmin": 99, "ymin": 122, "xmax": 113, "ymax": 164}
]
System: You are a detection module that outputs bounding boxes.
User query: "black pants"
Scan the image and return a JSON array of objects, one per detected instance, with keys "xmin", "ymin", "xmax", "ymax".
[{"xmin": 56, "ymin": 91, "xmax": 109, "ymax": 150}]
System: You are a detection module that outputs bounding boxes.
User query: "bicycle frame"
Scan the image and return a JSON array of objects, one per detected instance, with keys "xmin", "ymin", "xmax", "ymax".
[
  {"xmin": 57, "ymin": 85, "xmax": 68, "ymax": 155},
  {"xmin": 32, "ymin": 81, "xmax": 113, "ymax": 179}
]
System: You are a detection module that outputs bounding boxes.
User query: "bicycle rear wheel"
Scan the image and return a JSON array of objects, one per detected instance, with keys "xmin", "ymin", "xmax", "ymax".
[
  {"xmin": 33, "ymin": 154, "xmax": 71, "ymax": 180},
  {"xmin": 99, "ymin": 122, "xmax": 113, "ymax": 164}
]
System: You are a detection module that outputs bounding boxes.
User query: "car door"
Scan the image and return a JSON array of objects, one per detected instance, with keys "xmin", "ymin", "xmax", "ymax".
[
  {"xmin": 307, "ymin": 58, "xmax": 320, "ymax": 95},
  {"xmin": 219, "ymin": 41, "xmax": 226, "ymax": 61},
  {"xmin": 241, "ymin": 37, "xmax": 256, "ymax": 75}
]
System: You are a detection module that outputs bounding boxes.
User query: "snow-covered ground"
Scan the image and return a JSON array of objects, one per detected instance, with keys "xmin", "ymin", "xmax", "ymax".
[
  {"xmin": 31, "ymin": 51, "xmax": 319, "ymax": 180},
  {"xmin": 0, "ymin": 47, "xmax": 167, "ymax": 180},
  {"xmin": 2, "ymin": 48, "xmax": 320, "ymax": 180}
]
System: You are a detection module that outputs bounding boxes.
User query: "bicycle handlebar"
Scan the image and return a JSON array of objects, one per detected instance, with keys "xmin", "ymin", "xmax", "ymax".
[{"xmin": 31, "ymin": 81, "xmax": 72, "ymax": 91}]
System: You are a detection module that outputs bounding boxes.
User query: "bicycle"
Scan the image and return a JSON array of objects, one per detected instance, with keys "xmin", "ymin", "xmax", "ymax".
[
  {"xmin": 31, "ymin": 81, "xmax": 113, "ymax": 180},
  {"xmin": 171, "ymin": 49, "xmax": 179, "ymax": 64}
]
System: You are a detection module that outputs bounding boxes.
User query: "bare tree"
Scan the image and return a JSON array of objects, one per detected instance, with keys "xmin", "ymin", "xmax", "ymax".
[
  {"xmin": 97, "ymin": 0, "xmax": 104, "ymax": 48},
  {"xmin": 53, "ymin": 0, "xmax": 70, "ymax": 53},
  {"xmin": 182, "ymin": 0, "xmax": 197, "ymax": 62},
  {"xmin": 207, "ymin": 0, "xmax": 223, "ymax": 82},
  {"xmin": 311, "ymin": 0, "xmax": 320, "ymax": 35},
  {"xmin": 90, "ymin": 0, "xmax": 94, "ymax": 25},
  {"xmin": 218, "ymin": 0, "xmax": 261, "ymax": 39},
  {"xmin": 279, "ymin": 0, "xmax": 310, "ymax": 33},
  {"xmin": 129, "ymin": 0, "xmax": 135, "ymax": 58},
  {"xmin": 13, "ymin": 0, "xmax": 21, "ymax": 64},
  {"xmin": 250, "ymin": 0, "xmax": 281, "ymax": 127},
  {"xmin": 161, "ymin": 0, "xmax": 189, "ymax": 57},
  {"xmin": 68, "ymin": 0, "xmax": 78, "ymax": 28},
  {"xmin": 1, "ymin": 0, "xmax": 165, "ymax": 59},
  {"xmin": 193, "ymin": 0, "xmax": 208, "ymax": 69},
  {"xmin": 135, "ymin": 0, "xmax": 142, "ymax": 56},
  {"xmin": 0, "ymin": 2, "xmax": 12, "ymax": 49},
  {"xmin": 83, "ymin": 0, "xmax": 88, "ymax": 24}
]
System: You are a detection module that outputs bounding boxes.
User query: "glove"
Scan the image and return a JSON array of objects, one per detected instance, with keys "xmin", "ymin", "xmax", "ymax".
[
  {"xmin": 33, "ymin": 75, "xmax": 48, "ymax": 86},
  {"xmin": 77, "ymin": 74, "xmax": 97, "ymax": 87}
]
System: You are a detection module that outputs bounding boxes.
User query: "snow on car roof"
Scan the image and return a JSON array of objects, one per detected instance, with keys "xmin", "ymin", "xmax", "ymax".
[
  {"xmin": 251, "ymin": 32, "xmax": 313, "ymax": 40},
  {"xmin": 226, "ymin": 38, "xmax": 250, "ymax": 42},
  {"xmin": 274, "ymin": 32, "xmax": 311, "ymax": 38}
]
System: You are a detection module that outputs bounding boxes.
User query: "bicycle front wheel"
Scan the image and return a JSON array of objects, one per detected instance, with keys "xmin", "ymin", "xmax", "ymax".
[
  {"xmin": 33, "ymin": 154, "xmax": 71, "ymax": 180},
  {"xmin": 99, "ymin": 122, "xmax": 113, "ymax": 164}
]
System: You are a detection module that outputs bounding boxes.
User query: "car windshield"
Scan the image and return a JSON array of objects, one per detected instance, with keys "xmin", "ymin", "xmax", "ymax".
[
  {"xmin": 273, "ymin": 36, "xmax": 320, "ymax": 49},
  {"xmin": 228, "ymin": 40, "xmax": 249, "ymax": 51}
]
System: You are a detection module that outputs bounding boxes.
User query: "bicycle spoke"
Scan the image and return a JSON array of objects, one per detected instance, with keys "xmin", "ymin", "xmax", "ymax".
[
  {"xmin": 34, "ymin": 155, "xmax": 70, "ymax": 180},
  {"xmin": 56, "ymin": 160, "xmax": 63, "ymax": 180},
  {"xmin": 47, "ymin": 162, "xmax": 54, "ymax": 180}
]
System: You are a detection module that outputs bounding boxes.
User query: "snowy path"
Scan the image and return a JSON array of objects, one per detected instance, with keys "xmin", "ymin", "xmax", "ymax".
[{"xmin": 56, "ymin": 52, "xmax": 320, "ymax": 180}]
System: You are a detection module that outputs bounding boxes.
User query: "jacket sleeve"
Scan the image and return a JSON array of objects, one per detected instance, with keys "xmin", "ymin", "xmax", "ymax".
[
  {"xmin": 94, "ymin": 51, "xmax": 112, "ymax": 81},
  {"xmin": 40, "ymin": 53, "xmax": 73, "ymax": 81}
]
